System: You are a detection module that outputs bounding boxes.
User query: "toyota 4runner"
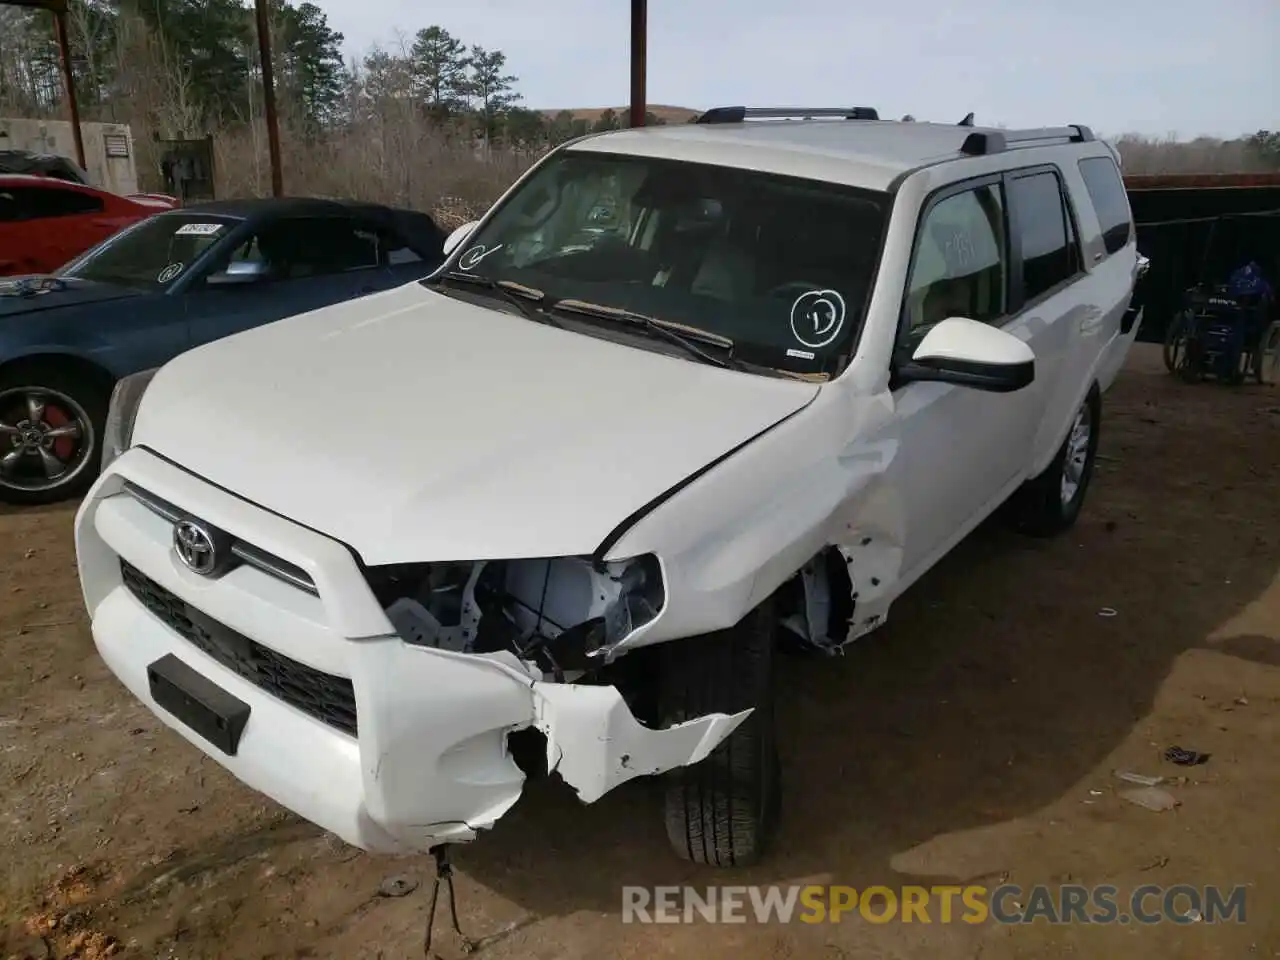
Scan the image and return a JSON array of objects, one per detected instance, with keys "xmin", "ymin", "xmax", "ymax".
[{"xmin": 75, "ymin": 106, "xmax": 1148, "ymax": 867}]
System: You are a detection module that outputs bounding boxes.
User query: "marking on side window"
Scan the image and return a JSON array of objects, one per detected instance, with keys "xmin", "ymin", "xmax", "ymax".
[
  {"xmin": 458, "ymin": 243, "xmax": 503, "ymax": 271},
  {"xmin": 174, "ymin": 222, "xmax": 224, "ymax": 237},
  {"xmin": 789, "ymin": 289, "xmax": 846, "ymax": 349},
  {"xmin": 157, "ymin": 263, "xmax": 184, "ymax": 283}
]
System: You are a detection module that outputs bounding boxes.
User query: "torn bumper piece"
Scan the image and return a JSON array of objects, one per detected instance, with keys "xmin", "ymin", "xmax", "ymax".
[{"xmin": 356, "ymin": 642, "xmax": 750, "ymax": 849}]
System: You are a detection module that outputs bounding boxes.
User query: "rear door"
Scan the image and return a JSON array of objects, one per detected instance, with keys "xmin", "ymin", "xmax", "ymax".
[
  {"xmin": 183, "ymin": 214, "xmax": 387, "ymax": 347},
  {"xmin": 1001, "ymin": 166, "xmax": 1091, "ymax": 477}
]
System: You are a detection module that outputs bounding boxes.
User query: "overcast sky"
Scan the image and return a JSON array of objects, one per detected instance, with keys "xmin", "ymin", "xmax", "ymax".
[{"xmin": 326, "ymin": 0, "xmax": 1278, "ymax": 140}]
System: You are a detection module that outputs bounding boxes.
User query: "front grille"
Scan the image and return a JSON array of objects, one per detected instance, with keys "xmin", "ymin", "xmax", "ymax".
[
  {"xmin": 122, "ymin": 481, "xmax": 317, "ymax": 595},
  {"xmin": 120, "ymin": 560, "xmax": 357, "ymax": 736}
]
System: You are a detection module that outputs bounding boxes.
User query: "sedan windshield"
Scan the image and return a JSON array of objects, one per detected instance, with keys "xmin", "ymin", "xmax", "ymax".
[
  {"xmin": 436, "ymin": 151, "xmax": 889, "ymax": 376},
  {"xmin": 59, "ymin": 213, "xmax": 240, "ymax": 290}
]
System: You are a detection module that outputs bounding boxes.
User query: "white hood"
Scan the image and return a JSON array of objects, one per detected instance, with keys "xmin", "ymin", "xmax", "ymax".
[{"xmin": 133, "ymin": 282, "xmax": 820, "ymax": 564}]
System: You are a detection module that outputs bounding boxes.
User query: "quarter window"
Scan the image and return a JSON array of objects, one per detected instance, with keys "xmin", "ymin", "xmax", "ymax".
[
  {"xmin": 1006, "ymin": 171, "xmax": 1078, "ymax": 303},
  {"xmin": 0, "ymin": 185, "xmax": 103, "ymax": 220},
  {"xmin": 25, "ymin": 185, "xmax": 104, "ymax": 218},
  {"xmin": 904, "ymin": 183, "xmax": 1007, "ymax": 333},
  {"xmin": 1078, "ymin": 156, "xmax": 1133, "ymax": 256}
]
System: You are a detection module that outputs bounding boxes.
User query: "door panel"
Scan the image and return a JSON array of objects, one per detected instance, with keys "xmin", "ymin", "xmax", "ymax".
[
  {"xmin": 890, "ymin": 178, "xmax": 1037, "ymax": 579},
  {"xmin": 183, "ymin": 214, "xmax": 392, "ymax": 347}
]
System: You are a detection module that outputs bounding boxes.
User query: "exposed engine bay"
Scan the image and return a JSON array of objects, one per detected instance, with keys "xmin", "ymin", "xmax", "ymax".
[
  {"xmin": 365, "ymin": 543, "xmax": 864, "ymax": 674},
  {"xmin": 363, "ymin": 554, "xmax": 667, "ymax": 678}
]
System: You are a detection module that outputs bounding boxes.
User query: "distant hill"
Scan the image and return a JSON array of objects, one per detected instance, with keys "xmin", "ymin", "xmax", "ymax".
[{"xmin": 539, "ymin": 105, "xmax": 699, "ymax": 124}]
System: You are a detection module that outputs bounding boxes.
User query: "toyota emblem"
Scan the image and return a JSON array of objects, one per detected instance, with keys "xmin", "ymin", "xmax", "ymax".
[{"xmin": 173, "ymin": 519, "xmax": 218, "ymax": 575}]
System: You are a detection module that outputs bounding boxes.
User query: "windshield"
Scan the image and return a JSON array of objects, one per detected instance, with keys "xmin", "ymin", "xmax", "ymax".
[
  {"xmin": 59, "ymin": 213, "xmax": 241, "ymax": 290},
  {"xmin": 438, "ymin": 151, "xmax": 890, "ymax": 376}
]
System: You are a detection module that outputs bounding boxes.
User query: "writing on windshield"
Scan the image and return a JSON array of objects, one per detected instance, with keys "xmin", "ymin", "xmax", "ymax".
[{"xmin": 447, "ymin": 151, "xmax": 889, "ymax": 375}]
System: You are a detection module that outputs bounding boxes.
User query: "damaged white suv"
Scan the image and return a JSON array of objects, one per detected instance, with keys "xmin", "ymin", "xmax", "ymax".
[{"xmin": 75, "ymin": 106, "xmax": 1146, "ymax": 867}]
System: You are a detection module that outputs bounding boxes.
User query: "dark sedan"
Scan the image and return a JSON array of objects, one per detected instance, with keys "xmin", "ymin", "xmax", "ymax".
[{"xmin": 0, "ymin": 196, "xmax": 446, "ymax": 504}]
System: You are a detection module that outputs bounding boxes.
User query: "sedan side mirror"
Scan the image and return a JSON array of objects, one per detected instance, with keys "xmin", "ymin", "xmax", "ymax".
[
  {"xmin": 898, "ymin": 316, "xmax": 1035, "ymax": 393},
  {"xmin": 206, "ymin": 259, "xmax": 270, "ymax": 286},
  {"xmin": 442, "ymin": 220, "xmax": 481, "ymax": 257}
]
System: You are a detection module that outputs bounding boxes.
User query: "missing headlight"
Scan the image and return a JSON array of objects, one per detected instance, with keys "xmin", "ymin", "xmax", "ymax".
[{"xmin": 364, "ymin": 553, "xmax": 666, "ymax": 674}]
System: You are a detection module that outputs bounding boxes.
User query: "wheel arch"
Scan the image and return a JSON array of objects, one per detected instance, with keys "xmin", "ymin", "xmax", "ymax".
[{"xmin": 0, "ymin": 351, "xmax": 118, "ymax": 394}]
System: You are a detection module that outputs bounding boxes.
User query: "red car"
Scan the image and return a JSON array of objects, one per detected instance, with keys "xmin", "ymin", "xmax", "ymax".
[{"xmin": 0, "ymin": 174, "xmax": 177, "ymax": 276}]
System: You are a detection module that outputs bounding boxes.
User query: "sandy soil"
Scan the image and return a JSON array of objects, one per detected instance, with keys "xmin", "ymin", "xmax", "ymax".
[{"xmin": 2, "ymin": 344, "xmax": 1279, "ymax": 960}]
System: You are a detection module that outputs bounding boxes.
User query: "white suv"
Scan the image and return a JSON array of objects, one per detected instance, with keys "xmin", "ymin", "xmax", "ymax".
[{"xmin": 75, "ymin": 107, "xmax": 1147, "ymax": 867}]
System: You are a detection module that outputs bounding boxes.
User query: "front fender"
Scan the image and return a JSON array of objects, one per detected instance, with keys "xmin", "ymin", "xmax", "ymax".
[{"xmin": 602, "ymin": 382, "xmax": 898, "ymax": 648}]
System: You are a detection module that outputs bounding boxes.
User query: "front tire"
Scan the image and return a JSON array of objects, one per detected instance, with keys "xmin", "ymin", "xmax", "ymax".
[
  {"xmin": 660, "ymin": 598, "xmax": 781, "ymax": 867},
  {"xmin": 0, "ymin": 363, "xmax": 109, "ymax": 506},
  {"xmin": 1009, "ymin": 385, "xmax": 1101, "ymax": 538}
]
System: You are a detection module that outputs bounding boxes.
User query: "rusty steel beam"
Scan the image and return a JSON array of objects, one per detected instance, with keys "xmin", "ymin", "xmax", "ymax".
[
  {"xmin": 629, "ymin": 0, "xmax": 646, "ymax": 127},
  {"xmin": 253, "ymin": 0, "xmax": 283, "ymax": 196},
  {"xmin": 50, "ymin": 6, "xmax": 85, "ymax": 168}
]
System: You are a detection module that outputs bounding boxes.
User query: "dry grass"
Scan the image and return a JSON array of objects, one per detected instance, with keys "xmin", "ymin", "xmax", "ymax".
[{"xmin": 542, "ymin": 104, "xmax": 698, "ymax": 124}]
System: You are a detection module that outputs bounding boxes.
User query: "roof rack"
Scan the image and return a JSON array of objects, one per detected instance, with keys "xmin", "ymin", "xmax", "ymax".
[
  {"xmin": 695, "ymin": 106, "xmax": 881, "ymax": 124},
  {"xmin": 960, "ymin": 124, "xmax": 1095, "ymax": 156}
]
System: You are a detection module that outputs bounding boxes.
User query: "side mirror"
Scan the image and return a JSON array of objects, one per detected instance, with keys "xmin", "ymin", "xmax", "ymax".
[
  {"xmin": 1135, "ymin": 253, "xmax": 1151, "ymax": 282},
  {"xmin": 442, "ymin": 220, "xmax": 481, "ymax": 257},
  {"xmin": 899, "ymin": 316, "xmax": 1035, "ymax": 393},
  {"xmin": 206, "ymin": 259, "xmax": 269, "ymax": 286}
]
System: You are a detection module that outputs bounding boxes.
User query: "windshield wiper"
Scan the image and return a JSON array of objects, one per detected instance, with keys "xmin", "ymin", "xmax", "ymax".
[
  {"xmin": 427, "ymin": 271, "xmax": 559, "ymax": 326},
  {"xmin": 546, "ymin": 299, "xmax": 742, "ymax": 370}
]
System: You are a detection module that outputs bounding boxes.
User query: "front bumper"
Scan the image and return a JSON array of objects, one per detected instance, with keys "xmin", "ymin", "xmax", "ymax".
[{"xmin": 75, "ymin": 448, "xmax": 746, "ymax": 852}]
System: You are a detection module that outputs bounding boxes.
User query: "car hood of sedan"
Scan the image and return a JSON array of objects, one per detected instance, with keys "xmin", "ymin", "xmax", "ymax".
[
  {"xmin": 0, "ymin": 276, "xmax": 140, "ymax": 318},
  {"xmin": 132, "ymin": 281, "xmax": 821, "ymax": 565}
]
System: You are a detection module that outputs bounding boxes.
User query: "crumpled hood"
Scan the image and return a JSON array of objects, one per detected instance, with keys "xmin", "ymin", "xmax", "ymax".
[
  {"xmin": 0, "ymin": 275, "xmax": 139, "ymax": 318},
  {"xmin": 133, "ymin": 282, "xmax": 820, "ymax": 564}
]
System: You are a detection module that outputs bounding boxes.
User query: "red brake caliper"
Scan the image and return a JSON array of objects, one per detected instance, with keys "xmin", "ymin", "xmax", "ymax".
[{"xmin": 42, "ymin": 403, "xmax": 76, "ymax": 461}]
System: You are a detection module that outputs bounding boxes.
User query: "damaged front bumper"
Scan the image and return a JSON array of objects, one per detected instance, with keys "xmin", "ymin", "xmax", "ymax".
[{"xmin": 75, "ymin": 449, "xmax": 747, "ymax": 853}]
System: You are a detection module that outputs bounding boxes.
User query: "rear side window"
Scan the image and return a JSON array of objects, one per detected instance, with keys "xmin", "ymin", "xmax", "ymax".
[
  {"xmin": 1006, "ymin": 170, "xmax": 1079, "ymax": 303},
  {"xmin": 25, "ymin": 185, "xmax": 105, "ymax": 218},
  {"xmin": 1078, "ymin": 156, "xmax": 1132, "ymax": 256}
]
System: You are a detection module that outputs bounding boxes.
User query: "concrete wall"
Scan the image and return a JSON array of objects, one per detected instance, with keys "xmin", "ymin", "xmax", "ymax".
[{"xmin": 0, "ymin": 118, "xmax": 140, "ymax": 195}]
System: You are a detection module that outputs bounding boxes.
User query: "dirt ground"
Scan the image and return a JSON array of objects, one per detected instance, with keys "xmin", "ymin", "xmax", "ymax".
[{"xmin": 3, "ymin": 343, "xmax": 1279, "ymax": 960}]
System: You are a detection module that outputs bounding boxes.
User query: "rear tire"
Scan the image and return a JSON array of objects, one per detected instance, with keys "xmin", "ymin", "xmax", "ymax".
[
  {"xmin": 1009, "ymin": 385, "xmax": 1101, "ymax": 538},
  {"xmin": 660, "ymin": 597, "xmax": 781, "ymax": 867},
  {"xmin": 1163, "ymin": 310, "xmax": 1188, "ymax": 373}
]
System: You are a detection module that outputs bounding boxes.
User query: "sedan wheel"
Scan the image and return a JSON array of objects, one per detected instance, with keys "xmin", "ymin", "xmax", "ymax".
[{"xmin": 0, "ymin": 377, "xmax": 104, "ymax": 505}]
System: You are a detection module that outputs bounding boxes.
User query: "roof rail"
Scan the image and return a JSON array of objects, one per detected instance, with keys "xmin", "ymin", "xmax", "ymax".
[
  {"xmin": 960, "ymin": 124, "xmax": 1095, "ymax": 156},
  {"xmin": 695, "ymin": 106, "xmax": 881, "ymax": 124}
]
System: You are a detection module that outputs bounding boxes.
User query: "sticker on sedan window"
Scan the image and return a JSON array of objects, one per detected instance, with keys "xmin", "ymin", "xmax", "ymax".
[
  {"xmin": 458, "ymin": 243, "xmax": 503, "ymax": 271},
  {"xmin": 157, "ymin": 263, "xmax": 184, "ymax": 283},
  {"xmin": 789, "ymin": 289, "xmax": 846, "ymax": 349},
  {"xmin": 174, "ymin": 222, "xmax": 225, "ymax": 237}
]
